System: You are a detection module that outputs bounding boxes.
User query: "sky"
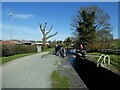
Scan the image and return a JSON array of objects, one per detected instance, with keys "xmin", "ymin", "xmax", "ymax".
[{"xmin": 2, "ymin": 2, "xmax": 118, "ymax": 41}]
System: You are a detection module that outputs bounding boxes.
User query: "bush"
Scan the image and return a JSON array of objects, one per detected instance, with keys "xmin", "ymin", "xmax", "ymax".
[
  {"xmin": 100, "ymin": 49, "xmax": 120, "ymax": 55},
  {"xmin": 2, "ymin": 45, "xmax": 15, "ymax": 56},
  {"xmin": 2, "ymin": 44, "xmax": 37, "ymax": 56}
]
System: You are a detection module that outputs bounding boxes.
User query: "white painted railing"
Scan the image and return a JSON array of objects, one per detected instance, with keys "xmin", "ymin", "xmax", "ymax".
[
  {"xmin": 97, "ymin": 54, "xmax": 110, "ymax": 67},
  {"xmin": 103, "ymin": 55, "xmax": 110, "ymax": 65}
]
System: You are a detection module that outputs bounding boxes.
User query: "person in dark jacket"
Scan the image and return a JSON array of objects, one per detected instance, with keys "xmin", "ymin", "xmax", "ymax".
[{"xmin": 55, "ymin": 44, "xmax": 62, "ymax": 56}]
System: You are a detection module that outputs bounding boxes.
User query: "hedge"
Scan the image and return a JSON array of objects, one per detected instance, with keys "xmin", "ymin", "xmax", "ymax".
[
  {"xmin": 2, "ymin": 44, "xmax": 37, "ymax": 57},
  {"xmin": 100, "ymin": 49, "xmax": 120, "ymax": 55},
  {"xmin": 0, "ymin": 44, "xmax": 2, "ymax": 57}
]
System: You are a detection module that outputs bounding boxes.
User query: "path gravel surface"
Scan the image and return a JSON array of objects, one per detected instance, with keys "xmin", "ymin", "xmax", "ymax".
[{"xmin": 2, "ymin": 52, "xmax": 59, "ymax": 88}]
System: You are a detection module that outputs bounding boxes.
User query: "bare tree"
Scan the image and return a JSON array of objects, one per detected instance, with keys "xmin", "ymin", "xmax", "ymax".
[{"xmin": 39, "ymin": 23, "xmax": 58, "ymax": 50}]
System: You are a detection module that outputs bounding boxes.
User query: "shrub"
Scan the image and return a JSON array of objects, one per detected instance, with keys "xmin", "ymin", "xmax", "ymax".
[
  {"xmin": 2, "ymin": 45, "xmax": 15, "ymax": 56},
  {"xmin": 2, "ymin": 44, "xmax": 37, "ymax": 56},
  {"xmin": 100, "ymin": 49, "xmax": 120, "ymax": 55}
]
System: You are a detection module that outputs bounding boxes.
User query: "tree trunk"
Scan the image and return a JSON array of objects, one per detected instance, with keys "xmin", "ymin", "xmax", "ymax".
[
  {"xmin": 39, "ymin": 23, "xmax": 57, "ymax": 51},
  {"xmin": 43, "ymin": 37, "xmax": 46, "ymax": 50}
]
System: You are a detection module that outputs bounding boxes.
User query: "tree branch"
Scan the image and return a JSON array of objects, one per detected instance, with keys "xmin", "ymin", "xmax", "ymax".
[
  {"xmin": 46, "ymin": 25, "xmax": 53, "ymax": 35},
  {"xmin": 46, "ymin": 32, "xmax": 58, "ymax": 40},
  {"xmin": 43, "ymin": 23, "xmax": 47, "ymax": 31},
  {"xmin": 39, "ymin": 23, "xmax": 45, "ymax": 35}
]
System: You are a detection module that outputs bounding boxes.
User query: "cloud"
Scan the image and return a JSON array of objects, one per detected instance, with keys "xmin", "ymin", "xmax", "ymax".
[{"xmin": 14, "ymin": 14, "xmax": 34, "ymax": 19}]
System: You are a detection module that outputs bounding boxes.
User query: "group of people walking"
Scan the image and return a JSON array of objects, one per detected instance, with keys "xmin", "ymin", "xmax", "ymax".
[
  {"xmin": 55, "ymin": 44, "xmax": 66, "ymax": 58},
  {"xmin": 54, "ymin": 43, "xmax": 86, "ymax": 59}
]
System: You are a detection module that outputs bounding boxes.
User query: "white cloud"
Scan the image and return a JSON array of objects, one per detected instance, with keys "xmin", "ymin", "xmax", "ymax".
[{"xmin": 14, "ymin": 14, "xmax": 34, "ymax": 19}]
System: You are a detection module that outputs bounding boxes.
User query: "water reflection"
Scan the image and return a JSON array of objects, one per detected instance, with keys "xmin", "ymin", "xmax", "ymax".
[{"xmin": 66, "ymin": 48, "xmax": 76, "ymax": 69}]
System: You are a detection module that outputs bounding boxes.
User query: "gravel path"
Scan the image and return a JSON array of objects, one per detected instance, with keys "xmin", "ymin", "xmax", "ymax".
[{"xmin": 2, "ymin": 52, "xmax": 59, "ymax": 88}]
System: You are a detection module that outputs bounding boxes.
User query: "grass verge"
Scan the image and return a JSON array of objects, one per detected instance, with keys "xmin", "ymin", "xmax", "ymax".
[
  {"xmin": 0, "ymin": 53, "xmax": 36, "ymax": 64},
  {"xmin": 51, "ymin": 70, "xmax": 71, "ymax": 89},
  {"xmin": 43, "ymin": 48, "xmax": 54, "ymax": 51},
  {"xmin": 87, "ymin": 52, "xmax": 101, "ymax": 56},
  {"xmin": 43, "ymin": 48, "xmax": 55, "ymax": 53}
]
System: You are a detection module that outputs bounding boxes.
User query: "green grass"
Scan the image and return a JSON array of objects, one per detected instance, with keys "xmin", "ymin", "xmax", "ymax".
[
  {"xmin": 87, "ymin": 52, "xmax": 101, "ymax": 55},
  {"xmin": 51, "ymin": 70, "xmax": 71, "ymax": 89},
  {"xmin": 0, "ymin": 58, "xmax": 2, "ymax": 65},
  {"xmin": 43, "ymin": 48, "xmax": 54, "ymax": 52},
  {"xmin": 108, "ymin": 55, "xmax": 120, "ymax": 72},
  {"xmin": 0, "ymin": 53, "xmax": 36, "ymax": 64}
]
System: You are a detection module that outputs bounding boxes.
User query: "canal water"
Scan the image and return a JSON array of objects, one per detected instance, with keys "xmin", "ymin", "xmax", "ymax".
[
  {"xmin": 67, "ymin": 48, "xmax": 120, "ymax": 90},
  {"xmin": 66, "ymin": 49, "xmax": 76, "ymax": 68}
]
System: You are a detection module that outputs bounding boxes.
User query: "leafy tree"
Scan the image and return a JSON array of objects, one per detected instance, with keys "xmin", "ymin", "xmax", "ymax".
[
  {"xmin": 52, "ymin": 40, "xmax": 57, "ymax": 43},
  {"xmin": 72, "ymin": 6, "xmax": 111, "ymax": 31},
  {"xmin": 72, "ymin": 9, "xmax": 96, "ymax": 49},
  {"xmin": 71, "ymin": 6, "xmax": 112, "ymax": 51},
  {"xmin": 64, "ymin": 37, "xmax": 73, "ymax": 47},
  {"xmin": 56, "ymin": 40, "xmax": 63, "ymax": 44},
  {"xmin": 39, "ymin": 23, "xmax": 57, "ymax": 50},
  {"xmin": 96, "ymin": 29, "xmax": 113, "ymax": 49},
  {"xmin": 64, "ymin": 37, "xmax": 72, "ymax": 43}
]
